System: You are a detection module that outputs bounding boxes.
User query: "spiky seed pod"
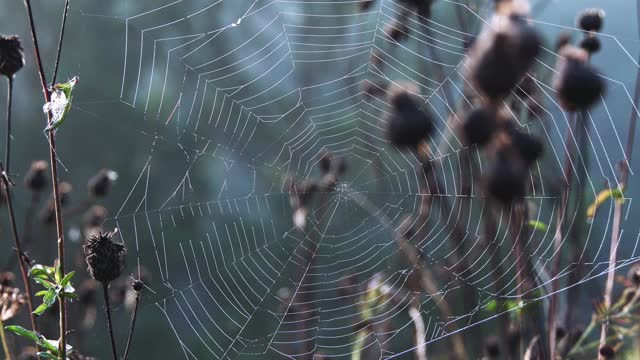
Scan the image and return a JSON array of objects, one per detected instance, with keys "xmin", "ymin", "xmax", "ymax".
[
  {"xmin": 83, "ymin": 230, "xmax": 126, "ymax": 284},
  {"xmin": 486, "ymin": 154, "xmax": 527, "ymax": 204},
  {"xmin": 598, "ymin": 344, "xmax": 615, "ymax": 358},
  {"xmin": 577, "ymin": 8, "xmax": 604, "ymax": 32},
  {"xmin": 462, "ymin": 108, "xmax": 497, "ymax": 147},
  {"xmin": 553, "ymin": 47, "xmax": 605, "ymax": 111},
  {"xmin": 506, "ymin": 125, "xmax": 544, "ymax": 166},
  {"xmin": 386, "ymin": 86, "xmax": 434, "ymax": 150},
  {"xmin": 0, "ymin": 35, "xmax": 24, "ymax": 77},
  {"xmin": 384, "ymin": 20, "xmax": 409, "ymax": 43},
  {"xmin": 88, "ymin": 169, "xmax": 118, "ymax": 198},
  {"xmin": 580, "ymin": 35, "xmax": 601, "ymax": 54},
  {"xmin": 319, "ymin": 152, "xmax": 332, "ymax": 174},
  {"xmin": 84, "ymin": 205, "xmax": 108, "ymax": 228},
  {"xmin": 358, "ymin": 0, "xmax": 375, "ymax": 11},
  {"xmin": 24, "ymin": 160, "xmax": 48, "ymax": 192},
  {"xmin": 468, "ymin": 17, "xmax": 541, "ymax": 100}
]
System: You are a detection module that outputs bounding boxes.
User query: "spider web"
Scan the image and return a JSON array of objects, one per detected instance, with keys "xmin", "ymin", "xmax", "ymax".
[{"xmin": 68, "ymin": 0, "xmax": 640, "ymax": 358}]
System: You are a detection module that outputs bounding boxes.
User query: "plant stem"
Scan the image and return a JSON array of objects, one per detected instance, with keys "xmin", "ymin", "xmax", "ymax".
[
  {"xmin": 102, "ymin": 282, "xmax": 118, "ymax": 360},
  {"xmin": 123, "ymin": 288, "xmax": 142, "ymax": 360},
  {"xmin": 22, "ymin": 0, "xmax": 70, "ymax": 355},
  {"xmin": 599, "ymin": 2, "xmax": 640, "ymax": 354},
  {"xmin": 2, "ymin": 78, "xmax": 38, "ymax": 335},
  {"xmin": 5, "ymin": 77, "xmax": 13, "ymax": 174},
  {"xmin": 0, "ymin": 319, "xmax": 11, "ymax": 360},
  {"xmin": 51, "ymin": 0, "xmax": 69, "ymax": 86}
]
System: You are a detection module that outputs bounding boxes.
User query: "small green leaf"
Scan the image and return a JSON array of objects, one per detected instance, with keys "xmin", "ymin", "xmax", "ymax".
[
  {"xmin": 4, "ymin": 325, "xmax": 40, "ymax": 343},
  {"xmin": 36, "ymin": 352, "xmax": 58, "ymax": 359},
  {"xmin": 35, "ymin": 290, "xmax": 49, "ymax": 297},
  {"xmin": 33, "ymin": 288, "xmax": 59, "ymax": 316},
  {"xmin": 60, "ymin": 271, "xmax": 75, "ymax": 287},
  {"xmin": 528, "ymin": 220, "xmax": 548, "ymax": 232},
  {"xmin": 587, "ymin": 187, "xmax": 625, "ymax": 218},
  {"xmin": 63, "ymin": 292, "xmax": 79, "ymax": 300},
  {"xmin": 33, "ymin": 277, "xmax": 54, "ymax": 290}
]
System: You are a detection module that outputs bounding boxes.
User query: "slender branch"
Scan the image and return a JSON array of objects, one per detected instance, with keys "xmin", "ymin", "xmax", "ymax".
[
  {"xmin": 123, "ymin": 287, "xmax": 142, "ymax": 360},
  {"xmin": 22, "ymin": 0, "xmax": 70, "ymax": 355},
  {"xmin": 102, "ymin": 283, "xmax": 118, "ymax": 360},
  {"xmin": 51, "ymin": 0, "xmax": 70, "ymax": 86},
  {"xmin": 0, "ymin": 319, "xmax": 11, "ymax": 360},
  {"xmin": 5, "ymin": 77, "xmax": 13, "ymax": 174},
  {"xmin": 599, "ymin": 2, "xmax": 640, "ymax": 354}
]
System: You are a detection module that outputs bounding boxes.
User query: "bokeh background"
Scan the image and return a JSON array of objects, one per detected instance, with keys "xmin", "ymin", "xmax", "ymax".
[{"xmin": 2, "ymin": 0, "xmax": 640, "ymax": 358}]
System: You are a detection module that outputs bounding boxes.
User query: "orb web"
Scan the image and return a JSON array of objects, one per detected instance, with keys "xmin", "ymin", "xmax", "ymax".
[{"xmin": 69, "ymin": 0, "xmax": 640, "ymax": 358}]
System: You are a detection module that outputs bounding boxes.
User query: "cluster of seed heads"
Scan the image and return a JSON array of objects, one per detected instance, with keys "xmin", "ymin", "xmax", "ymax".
[{"xmin": 1, "ymin": 284, "xmax": 26, "ymax": 322}]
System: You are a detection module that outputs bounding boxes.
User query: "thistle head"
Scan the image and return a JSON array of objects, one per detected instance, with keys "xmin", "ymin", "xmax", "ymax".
[
  {"xmin": 0, "ymin": 35, "xmax": 24, "ymax": 78},
  {"xmin": 83, "ymin": 229, "xmax": 126, "ymax": 284}
]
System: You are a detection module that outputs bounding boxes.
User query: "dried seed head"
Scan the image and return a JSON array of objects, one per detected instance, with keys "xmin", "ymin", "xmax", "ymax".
[
  {"xmin": 319, "ymin": 152, "xmax": 332, "ymax": 174},
  {"xmin": 386, "ymin": 85, "xmax": 434, "ymax": 150},
  {"xmin": 577, "ymin": 8, "xmax": 604, "ymax": 32},
  {"xmin": 384, "ymin": 20, "xmax": 409, "ymax": 43},
  {"xmin": 83, "ymin": 230, "xmax": 126, "ymax": 284},
  {"xmin": 132, "ymin": 279, "xmax": 144, "ymax": 292},
  {"xmin": 553, "ymin": 47, "xmax": 605, "ymax": 111},
  {"xmin": 467, "ymin": 17, "xmax": 541, "ymax": 100},
  {"xmin": 484, "ymin": 336, "xmax": 500, "ymax": 358},
  {"xmin": 505, "ymin": 125, "xmax": 544, "ymax": 166},
  {"xmin": 24, "ymin": 160, "xmax": 48, "ymax": 192},
  {"xmin": 486, "ymin": 154, "xmax": 527, "ymax": 204},
  {"xmin": 461, "ymin": 108, "xmax": 497, "ymax": 147},
  {"xmin": 0, "ymin": 272, "xmax": 15, "ymax": 287},
  {"xmin": 88, "ymin": 169, "xmax": 118, "ymax": 198},
  {"xmin": 598, "ymin": 344, "xmax": 615, "ymax": 358},
  {"xmin": 358, "ymin": 0, "xmax": 375, "ymax": 11},
  {"xmin": 627, "ymin": 263, "xmax": 640, "ymax": 287},
  {"xmin": 0, "ymin": 35, "xmax": 24, "ymax": 77},
  {"xmin": 361, "ymin": 80, "xmax": 387, "ymax": 98},
  {"xmin": 580, "ymin": 35, "xmax": 601, "ymax": 54},
  {"xmin": 84, "ymin": 205, "xmax": 107, "ymax": 229}
]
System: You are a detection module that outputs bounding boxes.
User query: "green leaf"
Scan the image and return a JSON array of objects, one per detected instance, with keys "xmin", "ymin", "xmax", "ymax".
[
  {"xmin": 33, "ymin": 277, "xmax": 54, "ymax": 290},
  {"xmin": 35, "ymin": 290, "xmax": 49, "ymax": 297},
  {"xmin": 63, "ymin": 292, "xmax": 79, "ymax": 300},
  {"xmin": 60, "ymin": 271, "xmax": 75, "ymax": 287},
  {"xmin": 44, "ymin": 76, "xmax": 78, "ymax": 132},
  {"xmin": 29, "ymin": 264, "xmax": 54, "ymax": 281},
  {"xmin": 33, "ymin": 288, "xmax": 59, "ymax": 316},
  {"xmin": 36, "ymin": 352, "xmax": 58, "ymax": 359},
  {"xmin": 528, "ymin": 220, "xmax": 548, "ymax": 232},
  {"xmin": 4, "ymin": 325, "xmax": 40, "ymax": 343}
]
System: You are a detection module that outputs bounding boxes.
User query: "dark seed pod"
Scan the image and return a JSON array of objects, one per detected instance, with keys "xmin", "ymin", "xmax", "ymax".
[
  {"xmin": 83, "ymin": 230, "xmax": 126, "ymax": 284},
  {"xmin": 554, "ymin": 53, "xmax": 605, "ymax": 111},
  {"xmin": 486, "ymin": 155, "xmax": 527, "ymax": 204},
  {"xmin": 358, "ymin": 0, "xmax": 375, "ymax": 11},
  {"xmin": 580, "ymin": 36, "xmax": 601, "ymax": 54},
  {"xmin": 88, "ymin": 169, "xmax": 118, "ymax": 198},
  {"xmin": 627, "ymin": 263, "xmax": 640, "ymax": 287},
  {"xmin": 598, "ymin": 344, "xmax": 615, "ymax": 358},
  {"xmin": 556, "ymin": 327, "xmax": 567, "ymax": 340},
  {"xmin": 24, "ymin": 160, "xmax": 48, "ymax": 192},
  {"xmin": 506, "ymin": 125, "xmax": 544, "ymax": 166},
  {"xmin": 577, "ymin": 8, "xmax": 604, "ymax": 32},
  {"xmin": 386, "ymin": 86, "xmax": 434, "ymax": 150},
  {"xmin": 470, "ymin": 18, "xmax": 541, "ymax": 100},
  {"xmin": 132, "ymin": 279, "xmax": 144, "ymax": 292},
  {"xmin": 0, "ymin": 271, "xmax": 16, "ymax": 287},
  {"xmin": 0, "ymin": 35, "xmax": 24, "ymax": 77},
  {"xmin": 59, "ymin": 182, "xmax": 73, "ymax": 207},
  {"xmin": 84, "ymin": 205, "xmax": 107, "ymax": 228},
  {"xmin": 484, "ymin": 336, "xmax": 500, "ymax": 358},
  {"xmin": 462, "ymin": 108, "xmax": 497, "ymax": 147},
  {"xmin": 384, "ymin": 20, "xmax": 409, "ymax": 43},
  {"xmin": 319, "ymin": 152, "xmax": 332, "ymax": 174}
]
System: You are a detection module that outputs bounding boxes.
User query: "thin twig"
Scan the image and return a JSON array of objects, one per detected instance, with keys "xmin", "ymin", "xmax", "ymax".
[
  {"xmin": 51, "ymin": 0, "xmax": 70, "ymax": 86},
  {"xmin": 123, "ymin": 287, "xmax": 142, "ymax": 360},
  {"xmin": 102, "ymin": 282, "xmax": 118, "ymax": 360},
  {"xmin": 22, "ymin": 0, "xmax": 70, "ymax": 355},
  {"xmin": 0, "ymin": 319, "xmax": 11, "ymax": 360},
  {"xmin": 5, "ymin": 77, "xmax": 13, "ymax": 174},
  {"xmin": 1, "ymin": 82, "xmax": 38, "ymax": 334},
  {"xmin": 599, "ymin": 2, "xmax": 640, "ymax": 354}
]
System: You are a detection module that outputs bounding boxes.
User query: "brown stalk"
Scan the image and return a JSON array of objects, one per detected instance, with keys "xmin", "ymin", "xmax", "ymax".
[
  {"xmin": 598, "ymin": 2, "xmax": 640, "ymax": 353},
  {"xmin": 123, "ymin": 287, "xmax": 142, "ymax": 360},
  {"xmin": 22, "ymin": 0, "xmax": 70, "ymax": 355}
]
